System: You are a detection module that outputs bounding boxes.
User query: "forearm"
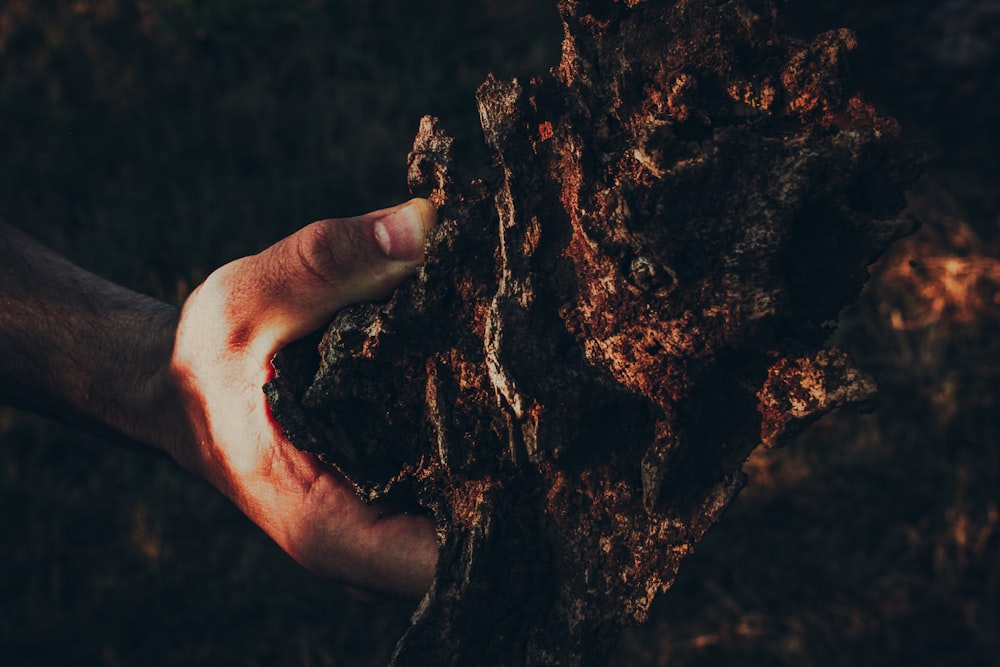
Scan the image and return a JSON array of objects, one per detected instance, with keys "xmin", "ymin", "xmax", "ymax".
[{"xmin": 0, "ymin": 223, "xmax": 180, "ymax": 450}]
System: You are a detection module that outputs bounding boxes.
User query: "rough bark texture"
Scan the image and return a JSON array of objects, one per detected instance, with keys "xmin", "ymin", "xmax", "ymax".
[{"xmin": 265, "ymin": 1, "xmax": 919, "ymax": 664}]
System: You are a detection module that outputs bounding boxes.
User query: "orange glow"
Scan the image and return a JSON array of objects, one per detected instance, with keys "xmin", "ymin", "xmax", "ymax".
[{"xmin": 875, "ymin": 218, "xmax": 1000, "ymax": 332}]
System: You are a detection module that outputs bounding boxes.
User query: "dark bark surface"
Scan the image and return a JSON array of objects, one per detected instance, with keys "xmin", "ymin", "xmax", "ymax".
[{"xmin": 266, "ymin": 1, "xmax": 920, "ymax": 664}]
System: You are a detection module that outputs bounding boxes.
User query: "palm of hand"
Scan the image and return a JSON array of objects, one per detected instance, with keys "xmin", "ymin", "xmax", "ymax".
[{"xmin": 166, "ymin": 201, "xmax": 438, "ymax": 598}]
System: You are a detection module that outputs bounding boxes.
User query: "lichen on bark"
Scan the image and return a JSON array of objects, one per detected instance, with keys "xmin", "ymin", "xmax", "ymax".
[{"xmin": 265, "ymin": 0, "xmax": 920, "ymax": 664}]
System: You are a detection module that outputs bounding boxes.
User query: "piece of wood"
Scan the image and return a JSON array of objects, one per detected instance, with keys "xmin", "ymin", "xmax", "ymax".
[{"xmin": 266, "ymin": 1, "xmax": 920, "ymax": 663}]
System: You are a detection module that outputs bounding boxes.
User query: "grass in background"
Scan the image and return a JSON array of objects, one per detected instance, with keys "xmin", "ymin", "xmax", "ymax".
[
  {"xmin": 0, "ymin": 0, "xmax": 561, "ymax": 294},
  {"xmin": 1, "ymin": 1, "xmax": 997, "ymax": 666}
]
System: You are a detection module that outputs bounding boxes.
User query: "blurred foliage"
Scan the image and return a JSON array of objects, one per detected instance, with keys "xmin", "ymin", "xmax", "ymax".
[{"xmin": 0, "ymin": 1, "xmax": 997, "ymax": 666}]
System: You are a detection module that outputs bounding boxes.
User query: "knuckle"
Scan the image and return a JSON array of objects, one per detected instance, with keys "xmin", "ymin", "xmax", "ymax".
[{"xmin": 291, "ymin": 221, "xmax": 356, "ymax": 288}]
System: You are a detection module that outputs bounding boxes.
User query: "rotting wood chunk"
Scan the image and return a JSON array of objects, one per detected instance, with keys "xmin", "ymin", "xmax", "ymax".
[{"xmin": 266, "ymin": 1, "xmax": 920, "ymax": 664}]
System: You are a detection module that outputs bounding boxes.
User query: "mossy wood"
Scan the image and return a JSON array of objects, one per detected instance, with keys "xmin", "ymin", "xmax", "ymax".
[{"xmin": 266, "ymin": 0, "xmax": 918, "ymax": 664}]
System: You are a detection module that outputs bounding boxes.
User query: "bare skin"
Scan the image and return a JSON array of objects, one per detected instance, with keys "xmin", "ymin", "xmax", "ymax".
[{"xmin": 0, "ymin": 199, "xmax": 439, "ymax": 599}]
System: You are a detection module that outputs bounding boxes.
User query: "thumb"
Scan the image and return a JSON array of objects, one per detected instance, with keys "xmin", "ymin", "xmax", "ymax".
[{"xmin": 226, "ymin": 198, "xmax": 437, "ymax": 352}]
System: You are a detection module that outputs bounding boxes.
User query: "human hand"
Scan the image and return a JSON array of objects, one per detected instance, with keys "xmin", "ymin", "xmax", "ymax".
[{"xmin": 163, "ymin": 199, "xmax": 439, "ymax": 599}]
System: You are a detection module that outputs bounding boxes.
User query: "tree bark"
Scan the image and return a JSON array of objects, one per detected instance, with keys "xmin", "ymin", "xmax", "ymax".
[{"xmin": 266, "ymin": 1, "xmax": 920, "ymax": 664}]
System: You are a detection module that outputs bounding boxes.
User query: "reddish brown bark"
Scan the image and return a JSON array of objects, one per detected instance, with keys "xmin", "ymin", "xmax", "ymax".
[{"xmin": 266, "ymin": 1, "xmax": 919, "ymax": 664}]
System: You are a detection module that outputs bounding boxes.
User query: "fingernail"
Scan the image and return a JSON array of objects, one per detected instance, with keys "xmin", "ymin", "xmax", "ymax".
[{"xmin": 374, "ymin": 201, "xmax": 430, "ymax": 262}]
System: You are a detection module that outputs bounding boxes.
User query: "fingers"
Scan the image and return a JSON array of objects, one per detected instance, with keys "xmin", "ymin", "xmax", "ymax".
[
  {"xmin": 225, "ymin": 198, "xmax": 436, "ymax": 352},
  {"xmin": 325, "ymin": 510, "xmax": 438, "ymax": 600},
  {"xmin": 278, "ymin": 456, "xmax": 438, "ymax": 599},
  {"xmin": 362, "ymin": 512, "xmax": 438, "ymax": 599}
]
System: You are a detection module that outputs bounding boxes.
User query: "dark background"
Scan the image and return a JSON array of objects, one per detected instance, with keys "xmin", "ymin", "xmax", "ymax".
[{"xmin": 1, "ymin": 1, "xmax": 997, "ymax": 665}]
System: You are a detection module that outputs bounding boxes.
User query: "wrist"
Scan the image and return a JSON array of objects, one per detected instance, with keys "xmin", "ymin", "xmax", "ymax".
[
  {"xmin": 65, "ymin": 292, "xmax": 192, "ymax": 461},
  {"xmin": 117, "ymin": 304, "xmax": 194, "ymax": 461}
]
